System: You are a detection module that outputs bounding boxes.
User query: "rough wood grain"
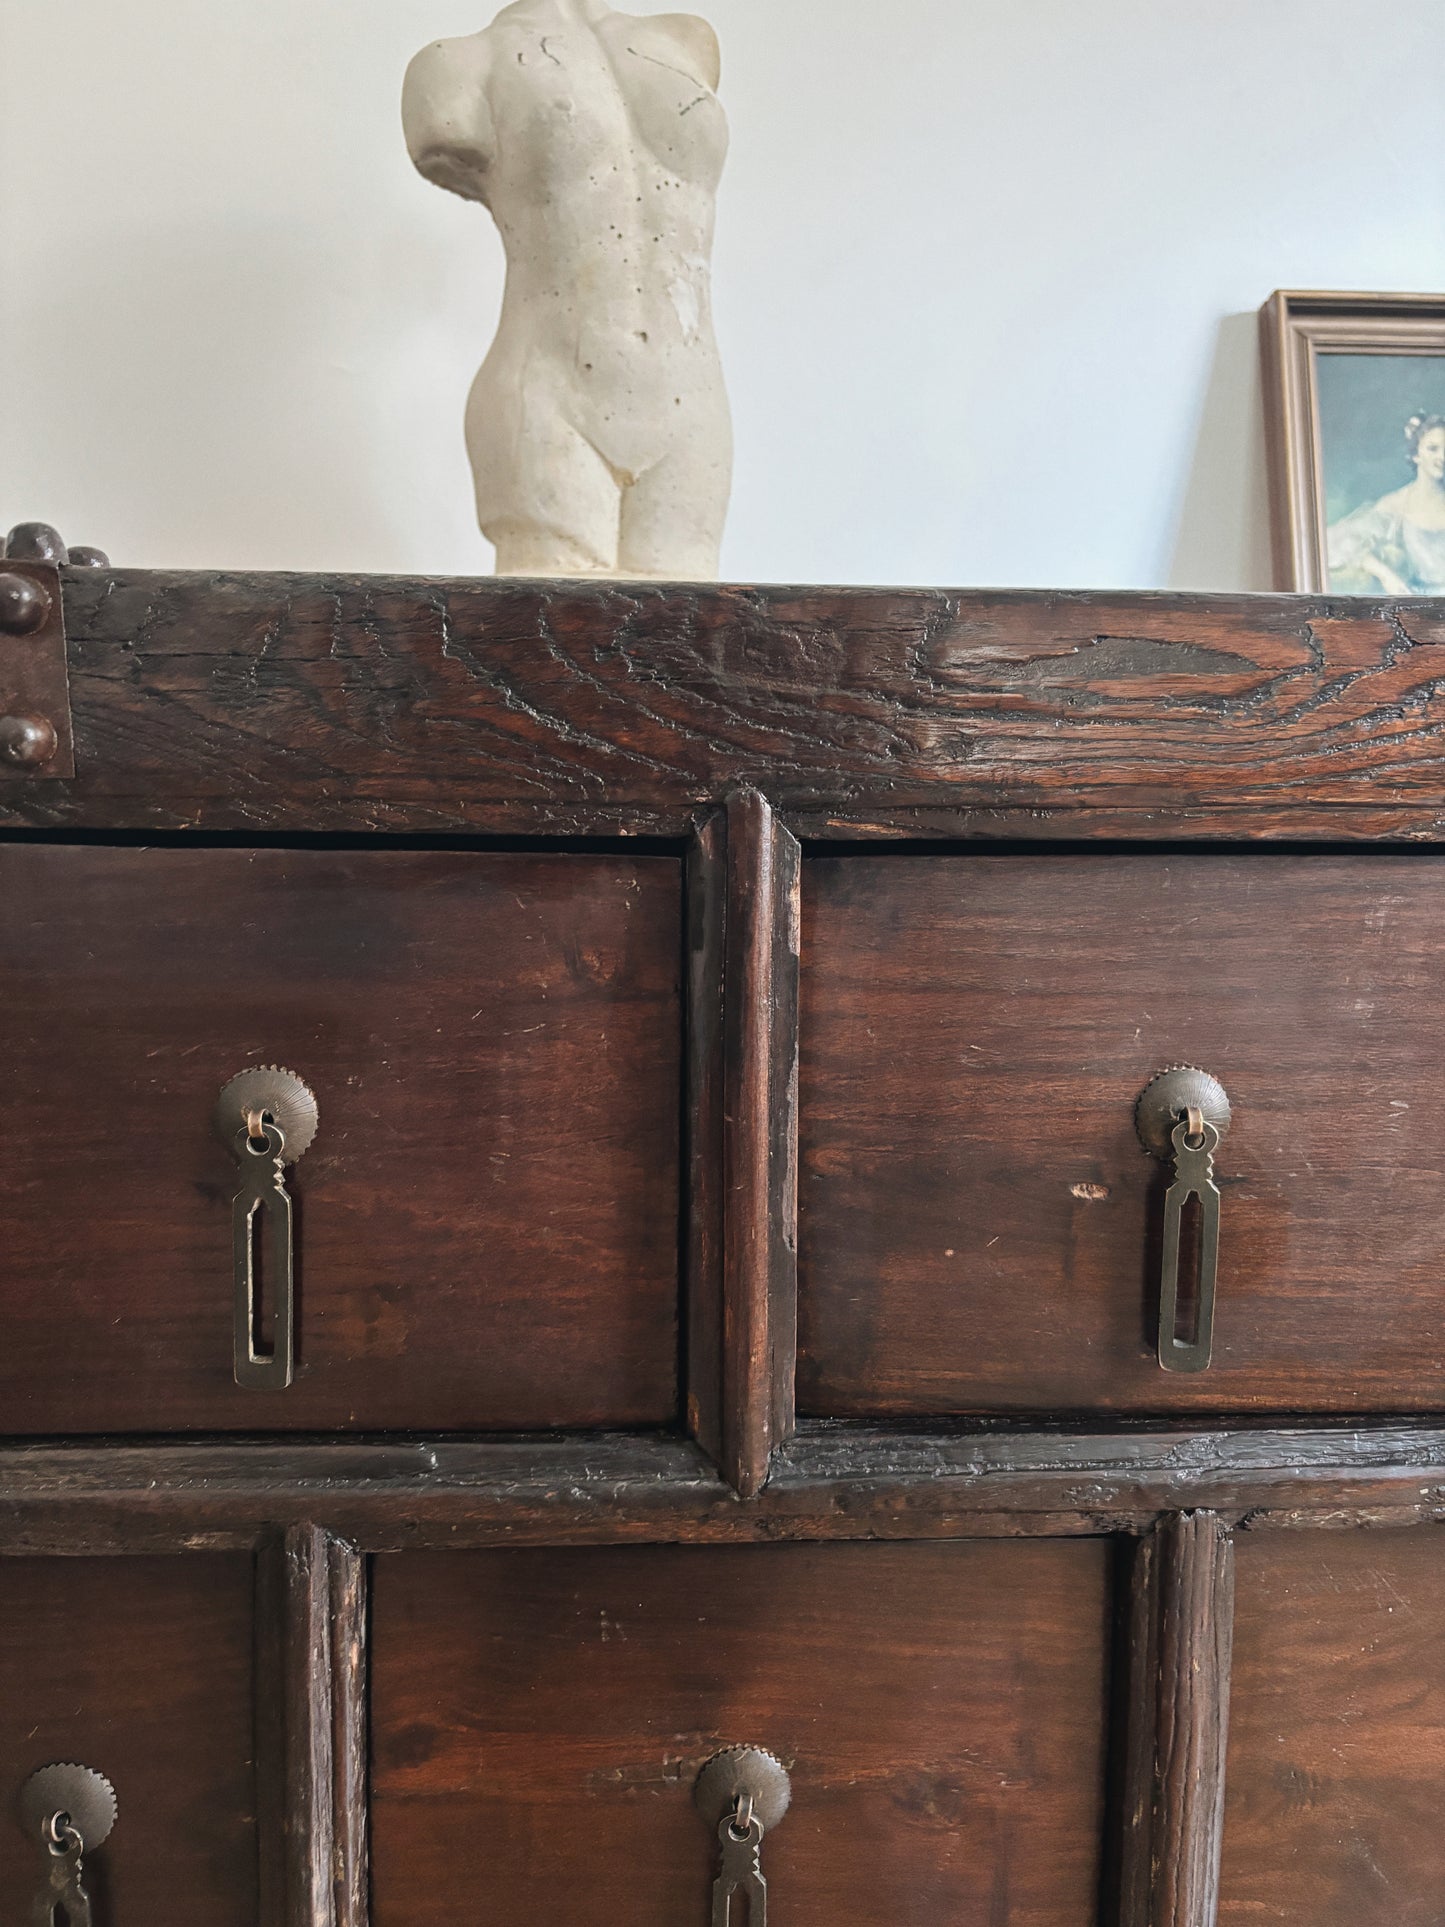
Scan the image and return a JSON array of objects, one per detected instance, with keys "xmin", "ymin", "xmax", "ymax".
[
  {"xmin": 1220, "ymin": 1529, "xmax": 1445, "ymax": 1926},
  {"xmin": 684, "ymin": 811, "xmax": 726, "ymax": 1468},
  {"xmin": 1120, "ymin": 1513, "xmax": 1235, "ymax": 1927},
  {"xmin": 5, "ymin": 572, "xmax": 1445, "ymax": 835},
  {"xmin": 4, "ymin": 1427, "xmax": 1445, "ymax": 1552},
  {"xmin": 0, "ymin": 1555, "xmax": 257, "ymax": 1927},
  {"xmin": 1, "ymin": 843, "xmax": 681, "ymax": 1433},
  {"xmin": 370, "ymin": 1540, "xmax": 1110, "ymax": 1925},
  {"xmin": 800, "ymin": 851, "xmax": 1445, "ymax": 1418},
  {"xmin": 686, "ymin": 795, "xmax": 801, "ymax": 1495},
  {"xmin": 256, "ymin": 1526, "xmax": 368, "ymax": 1927},
  {"xmin": 721, "ymin": 791, "xmax": 800, "ymax": 1494}
]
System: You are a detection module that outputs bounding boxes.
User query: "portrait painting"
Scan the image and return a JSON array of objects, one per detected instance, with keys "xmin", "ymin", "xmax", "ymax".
[{"xmin": 1260, "ymin": 291, "xmax": 1445, "ymax": 594}]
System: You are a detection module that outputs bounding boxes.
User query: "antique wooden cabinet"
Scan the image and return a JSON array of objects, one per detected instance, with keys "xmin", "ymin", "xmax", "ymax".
[{"xmin": 5, "ymin": 533, "xmax": 1445, "ymax": 1925}]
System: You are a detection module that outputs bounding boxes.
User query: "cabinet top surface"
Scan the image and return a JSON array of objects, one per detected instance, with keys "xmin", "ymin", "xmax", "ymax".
[{"xmin": 5, "ymin": 569, "xmax": 1445, "ymax": 839}]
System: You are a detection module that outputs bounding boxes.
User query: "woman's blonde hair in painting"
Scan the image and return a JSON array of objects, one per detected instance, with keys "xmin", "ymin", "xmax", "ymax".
[{"xmin": 1327, "ymin": 410, "xmax": 1445, "ymax": 595}]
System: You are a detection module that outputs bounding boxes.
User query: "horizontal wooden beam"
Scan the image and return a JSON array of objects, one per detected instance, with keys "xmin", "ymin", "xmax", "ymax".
[
  {"xmin": 4, "ymin": 572, "xmax": 1445, "ymax": 836},
  {"xmin": 5, "ymin": 1425, "xmax": 1445, "ymax": 1552}
]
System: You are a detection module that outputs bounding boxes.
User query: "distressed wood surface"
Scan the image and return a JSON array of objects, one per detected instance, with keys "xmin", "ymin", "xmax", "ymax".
[
  {"xmin": 256, "ymin": 1527, "xmax": 368, "ymax": 1927},
  {"xmin": 6, "ymin": 1427, "xmax": 1445, "ymax": 1553},
  {"xmin": 370, "ymin": 1540, "xmax": 1110, "ymax": 1925},
  {"xmin": 5, "ymin": 572, "xmax": 1445, "ymax": 835},
  {"xmin": 1221, "ymin": 1529, "xmax": 1445, "ymax": 1925},
  {"xmin": 684, "ymin": 813, "xmax": 727, "ymax": 1467},
  {"xmin": 1120, "ymin": 1513, "xmax": 1235, "ymax": 1927},
  {"xmin": 799, "ymin": 851, "xmax": 1445, "ymax": 1418},
  {"xmin": 721, "ymin": 792, "xmax": 800, "ymax": 1494},
  {"xmin": 0, "ymin": 1554, "xmax": 258, "ymax": 1926},
  {"xmin": 686, "ymin": 795, "xmax": 801, "ymax": 1495},
  {"xmin": 2, "ymin": 843, "xmax": 682, "ymax": 1433}
]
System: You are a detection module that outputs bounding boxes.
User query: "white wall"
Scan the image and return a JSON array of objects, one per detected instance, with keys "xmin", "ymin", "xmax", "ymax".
[{"xmin": 3, "ymin": 1, "xmax": 1443, "ymax": 589}]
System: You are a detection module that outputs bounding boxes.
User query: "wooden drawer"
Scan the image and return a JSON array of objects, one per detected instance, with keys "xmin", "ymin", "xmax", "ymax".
[
  {"xmin": 1221, "ymin": 1530, "xmax": 1445, "ymax": 1924},
  {"xmin": 0, "ymin": 1556, "xmax": 256, "ymax": 1927},
  {"xmin": 1, "ymin": 845, "xmax": 681, "ymax": 1433},
  {"xmin": 800, "ymin": 852, "xmax": 1445, "ymax": 1417},
  {"xmin": 371, "ymin": 1541, "xmax": 1110, "ymax": 1924}
]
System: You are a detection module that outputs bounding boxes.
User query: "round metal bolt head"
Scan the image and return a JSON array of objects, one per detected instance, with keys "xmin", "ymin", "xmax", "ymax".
[
  {"xmin": 3, "ymin": 522, "xmax": 68, "ymax": 565},
  {"xmin": 0, "ymin": 571, "xmax": 52, "ymax": 635},
  {"xmin": 68, "ymin": 545, "xmax": 110, "ymax": 569},
  {"xmin": 0, "ymin": 713, "xmax": 59, "ymax": 768}
]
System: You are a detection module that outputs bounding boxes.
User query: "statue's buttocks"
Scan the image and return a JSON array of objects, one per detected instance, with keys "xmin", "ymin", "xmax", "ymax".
[{"xmin": 404, "ymin": 2, "xmax": 732, "ymax": 579}]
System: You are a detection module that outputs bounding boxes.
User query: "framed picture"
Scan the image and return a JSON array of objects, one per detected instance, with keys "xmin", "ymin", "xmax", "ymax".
[{"xmin": 1260, "ymin": 290, "xmax": 1445, "ymax": 594}]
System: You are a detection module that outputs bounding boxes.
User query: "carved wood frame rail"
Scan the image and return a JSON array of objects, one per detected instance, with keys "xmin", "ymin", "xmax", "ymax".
[{"xmin": 6, "ymin": 571, "xmax": 1445, "ymax": 1927}]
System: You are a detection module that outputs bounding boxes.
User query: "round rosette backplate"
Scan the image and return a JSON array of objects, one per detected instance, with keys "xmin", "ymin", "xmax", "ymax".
[
  {"xmin": 214, "ymin": 1066, "xmax": 319, "ymax": 1165},
  {"xmin": 1135, "ymin": 1065, "xmax": 1231, "ymax": 1160}
]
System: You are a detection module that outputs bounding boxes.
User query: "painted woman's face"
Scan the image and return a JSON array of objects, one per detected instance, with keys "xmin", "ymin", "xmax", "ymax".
[{"xmin": 1416, "ymin": 425, "xmax": 1445, "ymax": 483}]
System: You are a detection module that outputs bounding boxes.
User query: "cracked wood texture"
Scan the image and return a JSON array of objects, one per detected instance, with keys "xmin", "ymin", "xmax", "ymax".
[
  {"xmin": 5, "ymin": 571, "xmax": 1445, "ymax": 836},
  {"xmin": 1121, "ymin": 1513, "xmax": 1235, "ymax": 1927},
  {"xmin": 7, "ymin": 1426, "xmax": 1445, "ymax": 1552},
  {"xmin": 256, "ymin": 1527, "xmax": 368, "ymax": 1927}
]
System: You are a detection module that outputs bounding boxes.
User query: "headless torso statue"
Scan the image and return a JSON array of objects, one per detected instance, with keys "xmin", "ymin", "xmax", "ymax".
[{"xmin": 403, "ymin": 0, "xmax": 732, "ymax": 578}]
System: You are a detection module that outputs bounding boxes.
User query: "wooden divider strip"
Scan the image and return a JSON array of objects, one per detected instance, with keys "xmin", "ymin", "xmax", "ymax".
[
  {"xmin": 687, "ymin": 791, "xmax": 801, "ymax": 1497},
  {"xmin": 256, "ymin": 1525, "xmax": 369, "ymax": 1927},
  {"xmin": 1119, "ymin": 1511, "xmax": 1236, "ymax": 1927}
]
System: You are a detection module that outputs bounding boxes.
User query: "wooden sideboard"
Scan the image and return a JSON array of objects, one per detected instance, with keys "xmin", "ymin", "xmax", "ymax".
[{"xmin": 5, "ymin": 555, "xmax": 1445, "ymax": 1925}]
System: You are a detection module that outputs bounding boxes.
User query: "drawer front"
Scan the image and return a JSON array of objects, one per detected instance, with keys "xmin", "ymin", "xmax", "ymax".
[
  {"xmin": 1221, "ymin": 1530, "xmax": 1445, "ymax": 1924},
  {"xmin": 371, "ymin": 1541, "xmax": 1109, "ymax": 1925},
  {"xmin": 2, "ymin": 845, "xmax": 681, "ymax": 1432},
  {"xmin": 0, "ymin": 1556, "xmax": 256, "ymax": 1927},
  {"xmin": 800, "ymin": 853, "xmax": 1445, "ymax": 1417}
]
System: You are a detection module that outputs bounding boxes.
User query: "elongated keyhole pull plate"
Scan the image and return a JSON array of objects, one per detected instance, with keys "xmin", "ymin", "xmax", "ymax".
[
  {"xmin": 215, "ymin": 1067, "xmax": 318, "ymax": 1391},
  {"xmin": 696, "ymin": 1747, "xmax": 791, "ymax": 1927},
  {"xmin": 1136, "ymin": 1067, "xmax": 1232, "ymax": 1376}
]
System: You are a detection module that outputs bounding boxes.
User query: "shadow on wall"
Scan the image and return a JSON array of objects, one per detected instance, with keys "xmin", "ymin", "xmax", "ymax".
[{"xmin": 1168, "ymin": 312, "xmax": 1276, "ymax": 594}]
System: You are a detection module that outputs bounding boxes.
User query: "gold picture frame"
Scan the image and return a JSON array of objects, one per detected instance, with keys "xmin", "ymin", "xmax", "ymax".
[{"xmin": 1260, "ymin": 289, "xmax": 1445, "ymax": 593}]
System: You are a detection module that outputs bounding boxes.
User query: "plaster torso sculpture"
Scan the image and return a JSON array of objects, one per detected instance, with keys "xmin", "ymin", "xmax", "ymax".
[{"xmin": 403, "ymin": 0, "xmax": 732, "ymax": 579}]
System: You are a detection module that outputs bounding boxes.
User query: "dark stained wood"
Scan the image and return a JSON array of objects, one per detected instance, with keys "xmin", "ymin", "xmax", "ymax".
[
  {"xmin": 686, "ymin": 795, "xmax": 801, "ymax": 1495},
  {"xmin": 721, "ymin": 791, "xmax": 800, "ymax": 1494},
  {"xmin": 0, "ymin": 572, "xmax": 1443, "ymax": 836},
  {"xmin": 371, "ymin": 1540, "xmax": 1111, "ymax": 1925},
  {"xmin": 6, "ymin": 1426, "xmax": 1445, "ymax": 1552},
  {"xmin": 0, "ymin": 1554, "xmax": 257, "ymax": 1926},
  {"xmin": 1220, "ymin": 1528, "xmax": 1445, "ymax": 1925},
  {"xmin": 1, "ymin": 843, "xmax": 681, "ymax": 1432},
  {"xmin": 800, "ymin": 851, "xmax": 1445, "ymax": 1419},
  {"xmin": 256, "ymin": 1527, "xmax": 368, "ymax": 1927},
  {"xmin": 684, "ymin": 811, "xmax": 726, "ymax": 1467},
  {"xmin": 1121, "ymin": 1513, "xmax": 1235, "ymax": 1927}
]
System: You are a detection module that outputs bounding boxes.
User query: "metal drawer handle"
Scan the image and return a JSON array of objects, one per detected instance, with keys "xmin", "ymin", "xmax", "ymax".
[
  {"xmin": 215, "ymin": 1068, "xmax": 318, "ymax": 1391},
  {"xmin": 1136, "ymin": 1068, "xmax": 1232, "ymax": 1375},
  {"xmin": 696, "ymin": 1747, "xmax": 791, "ymax": 1926},
  {"xmin": 20, "ymin": 1763, "xmax": 117, "ymax": 1927}
]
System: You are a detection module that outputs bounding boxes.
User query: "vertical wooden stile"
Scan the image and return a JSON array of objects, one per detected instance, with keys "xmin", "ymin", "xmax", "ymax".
[
  {"xmin": 256, "ymin": 1524, "xmax": 369, "ymax": 1927},
  {"xmin": 1119, "ymin": 1511, "xmax": 1235, "ymax": 1927},
  {"xmin": 686, "ymin": 791, "xmax": 801, "ymax": 1498}
]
